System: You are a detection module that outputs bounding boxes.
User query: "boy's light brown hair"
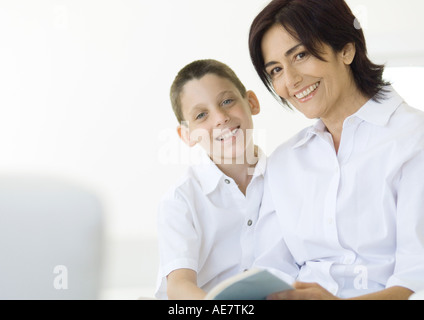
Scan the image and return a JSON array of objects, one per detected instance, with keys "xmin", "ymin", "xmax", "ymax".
[{"xmin": 170, "ymin": 59, "xmax": 247, "ymax": 124}]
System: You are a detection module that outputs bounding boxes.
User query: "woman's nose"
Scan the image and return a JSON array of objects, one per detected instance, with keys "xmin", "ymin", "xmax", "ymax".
[
  {"xmin": 272, "ymin": 66, "xmax": 302, "ymax": 98},
  {"xmin": 285, "ymin": 66, "xmax": 302, "ymax": 89}
]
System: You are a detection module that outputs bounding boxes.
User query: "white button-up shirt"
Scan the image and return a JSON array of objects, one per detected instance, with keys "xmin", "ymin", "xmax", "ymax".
[
  {"xmin": 155, "ymin": 148, "xmax": 266, "ymax": 299},
  {"xmin": 254, "ymin": 87, "xmax": 424, "ymax": 298}
]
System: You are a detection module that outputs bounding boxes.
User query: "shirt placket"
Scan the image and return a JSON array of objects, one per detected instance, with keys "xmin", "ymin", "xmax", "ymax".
[
  {"xmin": 320, "ymin": 119, "xmax": 360, "ymax": 294},
  {"xmin": 241, "ymin": 176, "xmax": 262, "ymax": 272},
  {"xmin": 336, "ymin": 117, "xmax": 360, "ymax": 264}
]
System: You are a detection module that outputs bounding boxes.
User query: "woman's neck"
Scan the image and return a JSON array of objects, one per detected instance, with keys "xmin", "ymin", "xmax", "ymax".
[{"xmin": 321, "ymin": 87, "xmax": 370, "ymax": 153}]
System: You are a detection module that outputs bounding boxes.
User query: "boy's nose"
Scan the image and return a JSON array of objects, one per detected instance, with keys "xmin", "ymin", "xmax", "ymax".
[{"xmin": 214, "ymin": 109, "xmax": 230, "ymax": 127}]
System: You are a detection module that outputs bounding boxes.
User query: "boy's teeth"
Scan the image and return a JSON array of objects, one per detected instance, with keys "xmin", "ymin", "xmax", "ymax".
[
  {"xmin": 295, "ymin": 82, "xmax": 320, "ymax": 99},
  {"xmin": 218, "ymin": 128, "xmax": 239, "ymax": 141}
]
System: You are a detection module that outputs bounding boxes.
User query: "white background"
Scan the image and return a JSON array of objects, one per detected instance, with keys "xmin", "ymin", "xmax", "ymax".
[{"xmin": 0, "ymin": 0, "xmax": 423, "ymax": 298}]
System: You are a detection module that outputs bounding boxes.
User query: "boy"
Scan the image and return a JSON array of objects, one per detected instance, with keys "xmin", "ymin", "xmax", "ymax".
[{"xmin": 155, "ymin": 59, "xmax": 266, "ymax": 299}]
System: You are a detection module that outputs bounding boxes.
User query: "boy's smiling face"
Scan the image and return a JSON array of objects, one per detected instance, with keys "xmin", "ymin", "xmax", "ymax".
[{"xmin": 178, "ymin": 74, "xmax": 260, "ymax": 164}]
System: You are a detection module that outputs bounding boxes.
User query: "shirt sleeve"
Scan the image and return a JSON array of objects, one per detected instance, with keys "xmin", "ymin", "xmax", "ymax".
[
  {"xmin": 386, "ymin": 148, "xmax": 424, "ymax": 293},
  {"xmin": 155, "ymin": 193, "xmax": 200, "ymax": 299},
  {"xmin": 253, "ymin": 178, "xmax": 299, "ymax": 285}
]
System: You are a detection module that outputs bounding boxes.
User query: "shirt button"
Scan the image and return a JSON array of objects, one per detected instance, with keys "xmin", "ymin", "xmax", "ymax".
[
  {"xmin": 247, "ymin": 219, "xmax": 253, "ymax": 226},
  {"xmin": 224, "ymin": 179, "xmax": 231, "ymax": 184}
]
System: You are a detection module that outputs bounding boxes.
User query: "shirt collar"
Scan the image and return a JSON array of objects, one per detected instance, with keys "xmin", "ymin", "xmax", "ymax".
[
  {"xmin": 293, "ymin": 86, "xmax": 403, "ymax": 149},
  {"xmin": 192, "ymin": 147, "xmax": 267, "ymax": 195},
  {"xmin": 252, "ymin": 147, "xmax": 267, "ymax": 177},
  {"xmin": 293, "ymin": 121, "xmax": 326, "ymax": 149},
  {"xmin": 353, "ymin": 85, "xmax": 403, "ymax": 126}
]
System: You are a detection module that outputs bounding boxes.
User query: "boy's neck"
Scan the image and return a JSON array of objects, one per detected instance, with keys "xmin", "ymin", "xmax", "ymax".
[{"xmin": 213, "ymin": 145, "xmax": 259, "ymax": 196}]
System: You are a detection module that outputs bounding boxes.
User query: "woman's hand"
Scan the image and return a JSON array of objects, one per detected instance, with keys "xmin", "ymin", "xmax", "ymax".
[
  {"xmin": 267, "ymin": 282, "xmax": 414, "ymax": 300},
  {"xmin": 267, "ymin": 282, "xmax": 341, "ymax": 300}
]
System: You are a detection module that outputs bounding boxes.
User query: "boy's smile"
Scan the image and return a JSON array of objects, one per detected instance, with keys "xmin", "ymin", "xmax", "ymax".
[{"xmin": 215, "ymin": 126, "xmax": 241, "ymax": 142}]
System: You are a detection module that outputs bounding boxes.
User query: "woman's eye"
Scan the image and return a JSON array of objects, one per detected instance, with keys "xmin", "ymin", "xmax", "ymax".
[
  {"xmin": 295, "ymin": 52, "xmax": 308, "ymax": 60},
  {"xmin": 270, "ymin": 67, "xmax": 282, "ymax": 76}
]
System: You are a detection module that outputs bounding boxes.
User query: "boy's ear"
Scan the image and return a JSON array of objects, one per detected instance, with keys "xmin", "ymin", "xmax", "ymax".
[
  {"xmin": 177, "ymin": 124, "xmax": 197, "ymax": 147},
  {"xmin": 246, "ymin": 90, "xmax": 260, "ymax": 116}
]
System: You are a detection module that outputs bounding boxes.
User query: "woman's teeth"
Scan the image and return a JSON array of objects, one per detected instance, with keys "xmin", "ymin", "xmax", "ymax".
[
  {"xmin": 218, "ymin": 128, "xmax": 239, "ymax": 141},
  {"xmin": 295, "ymin": 82, "xmax": 320, "ymax": 99}
]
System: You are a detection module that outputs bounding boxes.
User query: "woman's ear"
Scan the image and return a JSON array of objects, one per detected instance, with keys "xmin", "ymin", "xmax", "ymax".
[
  {"xmin": 341, "ymin": 42, "xmax": 356, "ymax": 65},
  {"xmin": 177, "ymin": 123, "xmax": 197, "ymax": 147},
  {"xmin": 246, "ymin": 90, "xmax": 261, "ymax": 115}
]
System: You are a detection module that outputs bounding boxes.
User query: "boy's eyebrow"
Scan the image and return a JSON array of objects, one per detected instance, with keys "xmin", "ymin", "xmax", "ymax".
[
  {"xmin": 188, "ymin": 104, "xmax": 206, "ymax": 116},
  {"xmin": 187, "ymin": 91, "xmax": 237, "ymax": 117},
  {"xmin": 264, "ymin": 43, "xmax": 303, "ymax": 69},
  {"xmin": 216, "ymin": 90, "xmax": 236, "ymax": 100}
]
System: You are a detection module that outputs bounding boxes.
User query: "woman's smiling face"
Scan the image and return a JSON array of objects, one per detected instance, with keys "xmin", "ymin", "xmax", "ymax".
[{"xmin": 261, "ymin": 24, "xmax": 357, "ymax": 120}]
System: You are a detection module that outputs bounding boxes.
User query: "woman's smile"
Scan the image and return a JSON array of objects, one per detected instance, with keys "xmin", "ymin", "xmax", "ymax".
[{"xmin": 293, "ymin": 81, "xmax": 320, "ymax": 102}]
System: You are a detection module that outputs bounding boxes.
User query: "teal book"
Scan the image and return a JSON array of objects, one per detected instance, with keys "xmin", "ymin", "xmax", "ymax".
[{"xmin": 204, "ymin": 268, "xmax": 292, "ymax": 300}]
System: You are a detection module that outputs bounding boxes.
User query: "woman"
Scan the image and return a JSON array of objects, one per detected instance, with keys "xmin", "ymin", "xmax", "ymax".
[{"xmin": 249, "ymin": 0, "xmax": 424, "ymax": 299}]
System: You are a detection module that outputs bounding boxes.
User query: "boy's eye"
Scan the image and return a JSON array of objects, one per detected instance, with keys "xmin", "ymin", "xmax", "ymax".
[
  {"xmin": 195, "ymin": 112, "xmax": 207, "ymax": 120},
  {"xmin": 222, "ymin": 99, "xmax": 234, "ymax": 106}
]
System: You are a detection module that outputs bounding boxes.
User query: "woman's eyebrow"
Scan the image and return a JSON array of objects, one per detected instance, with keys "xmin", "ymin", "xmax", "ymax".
[
  {"xmin": 285, "ymin": 43, "xmax": 303, "ymax": 57},
  {"xmin": 264, "ymin": 43, "xmax": 303, "ymax": 69},
  {"xmin": 264, "ymin": 61, "xmax": 278, "ymax": 70}
]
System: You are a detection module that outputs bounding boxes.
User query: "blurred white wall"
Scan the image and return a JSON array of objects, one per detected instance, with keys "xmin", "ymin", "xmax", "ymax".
[{"xmin": 0, "ymin": 0, "xmax": 423, "ymax": 298}]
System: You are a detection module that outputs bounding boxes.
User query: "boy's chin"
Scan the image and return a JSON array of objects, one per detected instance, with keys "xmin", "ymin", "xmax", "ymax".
[{"xmin": 209, "ymin": 150, "xmax": 247, "ymax": 165}]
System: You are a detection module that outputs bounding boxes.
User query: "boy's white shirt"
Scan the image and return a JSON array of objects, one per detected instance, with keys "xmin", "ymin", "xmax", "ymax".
[{"xmin": 155, "ymin": 147, "xmax": 266, "ymax": 299}]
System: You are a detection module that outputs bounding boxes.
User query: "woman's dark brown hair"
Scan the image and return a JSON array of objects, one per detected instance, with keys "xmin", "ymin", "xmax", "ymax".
[{"xmin": 249, "ymin": 0, "xmax": 389, "ymax": 107}]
